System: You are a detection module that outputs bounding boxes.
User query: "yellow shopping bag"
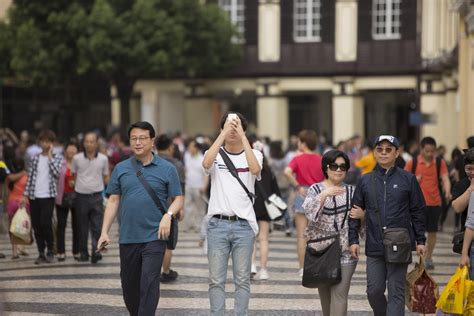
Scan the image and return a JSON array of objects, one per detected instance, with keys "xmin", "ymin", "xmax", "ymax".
[
  {"xmin": 436, "ymin": 266, "xmax": 469, "ymax": 314},
  {"xmin": 464, "ymin": 279, "xmax": 474, "ymax": 316}
]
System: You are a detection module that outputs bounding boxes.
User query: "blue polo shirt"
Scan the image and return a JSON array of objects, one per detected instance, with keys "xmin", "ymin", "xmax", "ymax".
[{"xmin": 107, "ymin": 155, "xmax": 182, "ymax": 244}]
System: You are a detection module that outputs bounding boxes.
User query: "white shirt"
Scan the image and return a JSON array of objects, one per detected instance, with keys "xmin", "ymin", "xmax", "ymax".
[
  {"xmin": 34, "ymin": 155, "xmax": 51, "ymax": 198},
  {"xmin": 204, "ymin": 148, "xmax": 263, "ymax": 235},
  {"xmin": 184, "ymin": 151, "xmax": 205, "ymax": 189}
]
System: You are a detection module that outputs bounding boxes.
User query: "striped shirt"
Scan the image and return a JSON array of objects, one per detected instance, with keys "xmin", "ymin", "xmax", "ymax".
[{"xmin": 24, "ymin": 153, "xmax": 63, "ymax": 199}]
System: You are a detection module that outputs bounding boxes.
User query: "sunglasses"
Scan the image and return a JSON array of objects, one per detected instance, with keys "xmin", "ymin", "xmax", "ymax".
[
  {"xmin": 375, "ymin": 146, "xmax": 395, "ymax": 154},
  {"xmin": 328, "ymin": 163, "xmax": 348, "ymax": 172}
]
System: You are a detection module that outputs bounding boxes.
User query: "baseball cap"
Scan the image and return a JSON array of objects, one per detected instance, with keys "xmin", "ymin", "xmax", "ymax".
[{"xmin": 374, "ymin": 135, "xmax": 400, "ymax": 148}]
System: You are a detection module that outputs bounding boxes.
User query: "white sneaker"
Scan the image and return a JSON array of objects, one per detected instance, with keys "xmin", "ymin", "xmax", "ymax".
[
  {"xmin": 251, "ymin": 264, "xmax": 257, "ymax": 276},
  {"xmin": 258, "ymin": 268, "xmax": 269, "ymax": 280},
  {"xmin": 298, "ymin": 268, "xmax": 303, "ymax": 278}
]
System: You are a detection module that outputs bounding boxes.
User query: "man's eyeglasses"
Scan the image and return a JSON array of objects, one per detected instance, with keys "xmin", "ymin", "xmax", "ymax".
[
  {"xmin": 375, "ymin": 146, "xmax": 395, "ymax": 154},
  {"xmin": 130, "ymin": 136, "xmax": 150, "ymax": 143},
  {"xmin": 328, "ymin": 163, "xmax": 348, "ymax": 172}
]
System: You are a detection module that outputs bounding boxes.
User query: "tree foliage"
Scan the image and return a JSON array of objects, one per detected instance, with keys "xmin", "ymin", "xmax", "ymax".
[{"xmin": 0, "ymin": 0, "xmax": 241, "ymax": 126}]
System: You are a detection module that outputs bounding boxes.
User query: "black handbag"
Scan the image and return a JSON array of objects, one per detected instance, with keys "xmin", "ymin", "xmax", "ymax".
[
  {"xmin": 371, "ymin": 174, "xmax": 412, "ymax": 264},
  {"xmin": 131, "ymin": 158, "xmax": 178, "ymax": 250},
  {"xmin": 302, "ymin": 234, "xmax": 342, "ymax": 288},
  {"xmin": 302, "ymin": 189, "xmax": 350, "ymax": 288},
  {"xmin": 452, "ymin": 231, "xmax": 466, "ymax": 255}
]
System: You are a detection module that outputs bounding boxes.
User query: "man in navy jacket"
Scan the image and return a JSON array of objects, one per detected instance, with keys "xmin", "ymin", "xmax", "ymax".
[{"xmin": 349, "ymin": 135, "xmax": 426, "ymax": 316}]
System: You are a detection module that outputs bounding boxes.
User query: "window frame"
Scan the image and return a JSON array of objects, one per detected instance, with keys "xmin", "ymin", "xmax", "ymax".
[
  {"xmin": 293, "ymin": 0, "xmax": 322, "ymax": 43},
  {"xmin": 372, "ymin": 0, "xmax": 402, "ymax": 40},
  {"xmin": 218, "ymin": 0, "xmax": 245, "ymax": 43}
]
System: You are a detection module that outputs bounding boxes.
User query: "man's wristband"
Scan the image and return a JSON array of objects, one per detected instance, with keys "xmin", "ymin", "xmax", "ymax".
[{"xmin": 166, "ymin": 211, "xmax": 174, "ymax": 218}]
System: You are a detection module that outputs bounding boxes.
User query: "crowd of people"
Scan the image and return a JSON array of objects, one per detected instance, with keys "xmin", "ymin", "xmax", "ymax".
[{"xmin": 0, "ymin": 116, "xmax": 473, "ymax": 315}]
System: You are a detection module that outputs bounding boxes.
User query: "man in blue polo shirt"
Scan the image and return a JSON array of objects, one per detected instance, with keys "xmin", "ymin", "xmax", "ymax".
[{"xmin": 97, "ymin": 121, "xmax": 183, "ymax": 316}]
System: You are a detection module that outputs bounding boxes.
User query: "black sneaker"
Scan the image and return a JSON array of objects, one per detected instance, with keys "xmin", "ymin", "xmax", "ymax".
[
  {"xmin": 77, "ymin": 254, "xmax": 90, "ymax": 262},
  {"xmin": 91, "ymin": 253, "xmax": 103, "ymax": 264},
  {"xmin": 35, "ymin": 255, "xmax": 46, "ymax": 265},
  {"xmin": 0, "ymin": 253, "xmax": 5, "ymax": 259},
  {"xmin": 160, "ymin": 269, "xmax": 178, "ymax": 283}
]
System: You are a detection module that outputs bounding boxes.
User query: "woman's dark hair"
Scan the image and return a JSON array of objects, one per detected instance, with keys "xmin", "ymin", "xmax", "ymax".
[
  {"xmin": 65, "ymin": 141, "xmax": 78, "ymax": 150},
  {"xmin": 269, "ymin": 141, "xmax": 284, "ymax": 159},
  {"xmin": 127, "ymin": 121, "xmax": 156, "ymax": 139},
  {"xmin": 321, "ymin": 150, "xmax": 350, "ymax": 179},
  {"xmin": 219, "ymin": 112, "xmax": 248, "ymax": 132},
  {"xmin": 38, "ymin": 129, "xmax": 56, "ymax": 143},
  {"xmin": 464, "ymin": 148, "xmax": 474, "ymax": 165}
]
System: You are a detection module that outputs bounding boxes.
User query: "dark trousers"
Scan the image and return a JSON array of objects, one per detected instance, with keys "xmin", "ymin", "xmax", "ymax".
[
  {"xmin": 56, "ymin": 204, "xmax": 78, "ymax": 254},
  {"xmin": 30, "ymin": 198, "xmax": 55, "ymax": 256},
  {"xmin": 120, "ymin": 240, "xmax": 166, "ymax": 316},
  {"xmin": 366, "ymin": 256, "xmax": 408, "ymax": 316},
  {"xmin": 74, "ymin": 192, "xmax": 103, "ymax": 256}
]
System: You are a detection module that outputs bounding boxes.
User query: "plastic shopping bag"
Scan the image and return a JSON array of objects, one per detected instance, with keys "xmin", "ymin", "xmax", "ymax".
[
  {"xmin": 406, "ymin": 257, "xmax": 439, "ymax": 313},
  {"xmin": 9, "ymin": 206, "xmax": 32, "ymax": 243},
  {"xmin": 436, "ymin": 266, "xmax": 469, "ymax": 314},
  {"xmin": 464, "ymin": 279, "xmax": 474, "ymax": 316}
]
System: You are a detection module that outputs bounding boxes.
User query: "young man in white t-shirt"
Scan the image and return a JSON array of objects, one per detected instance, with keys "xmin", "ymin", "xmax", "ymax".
[{"xmin": 202, "ymin": 112, "xmax": 263, "ymax": 315}]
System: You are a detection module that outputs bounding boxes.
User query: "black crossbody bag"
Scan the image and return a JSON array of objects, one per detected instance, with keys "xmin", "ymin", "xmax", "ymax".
[
  {"xmin": 219, "ymin": 148, "xmax": 256, "ymax": 203},
  {"xmin": 371, "ymin": 173, "xmax": 412, "ymax": 264},
  {"xmin": 131, "ymin": 158, "xmax": 178, "ymax": 250}
]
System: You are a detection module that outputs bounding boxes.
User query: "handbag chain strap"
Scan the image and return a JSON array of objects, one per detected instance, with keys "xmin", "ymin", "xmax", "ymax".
[{"xmin": 131, "ymin": 158, "xmax": 167, "ymax": 216}]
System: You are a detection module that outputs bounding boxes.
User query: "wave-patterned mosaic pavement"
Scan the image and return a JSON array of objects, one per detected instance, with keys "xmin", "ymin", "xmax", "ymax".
[{"xmin": 0, "ymin": 220, "xmax": 460, "ymax": 315}]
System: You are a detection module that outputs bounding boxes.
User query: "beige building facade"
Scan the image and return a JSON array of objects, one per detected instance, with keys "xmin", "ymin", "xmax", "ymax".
[{"xmin": 123, "ymin": 0, "xmax": 471, "ymax": 152}]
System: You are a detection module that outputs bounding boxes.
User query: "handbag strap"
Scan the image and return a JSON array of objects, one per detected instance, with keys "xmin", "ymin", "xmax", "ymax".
[
  {"xmin": 371, "ymin": 172, "xmax": 384, "ymax": 237},
  {"xmin": 219, "ymin": 148, "xmax": 256, "ymax": 203},
  {"xmin": 255, "ymin": 179, "xmax": 270, "ymax": 201},
  {"xmin": 333, "ymin": 185, "xmax": 351, "ymax": 232},
  {"xmin": 131, "ymin": 158, "xmax": 166, "ymax": 216}
]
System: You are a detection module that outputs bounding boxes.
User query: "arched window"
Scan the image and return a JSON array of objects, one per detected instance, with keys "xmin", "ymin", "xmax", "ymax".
[
  {"xmin": 293, "ymin": 0, "xmax": 321, "ymax": 42},
  {"xmin": 372, "ymin": 0, "xmax": 401, "ymax": 40}
]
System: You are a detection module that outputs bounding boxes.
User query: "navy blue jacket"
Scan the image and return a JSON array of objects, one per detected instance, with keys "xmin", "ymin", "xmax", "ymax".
[{"xmin": 349, "ymin": 164, "xmax": 426, "ymax": 257}]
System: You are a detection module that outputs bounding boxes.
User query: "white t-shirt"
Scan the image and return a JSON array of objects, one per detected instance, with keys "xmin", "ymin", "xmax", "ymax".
[
  {"xmin": 34, "ymin": 155, "xmax": 51, "ymax": 198},
  {"xmin": 184, "ymin": 151, "xmax": 205, "ymax": 189},
  {"xmin": 204, "ymin": 147, "xmax": 263, "ymax": 235}
]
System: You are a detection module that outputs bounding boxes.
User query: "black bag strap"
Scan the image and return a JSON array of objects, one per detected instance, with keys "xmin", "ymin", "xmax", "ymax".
[
  {"xmin": 371, "ymin": 173, "xmax": 384, "ymax": 238},
  {"xmin": 131, "ymin": 158, "xmax": 166, "ymax": 216},
  {"xmin": 219, "ymin": 148, "xmax": 256, "ymax": 203},
  {"xmin": 333, "ymin": 185, "xmax": 350, "ymax": 232}
]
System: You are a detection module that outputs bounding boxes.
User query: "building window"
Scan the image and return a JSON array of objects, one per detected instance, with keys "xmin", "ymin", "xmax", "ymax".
[
  {"xmin": 219, "ymin": 0, "xmax": 245, "ymax": 42},
  {"xmin": 293, "ymin": 0, "xmax": 322, "ymax": 42},
  {"xmin": 372, "ymin": 0, "xmax": 401, "ymax": 40}
]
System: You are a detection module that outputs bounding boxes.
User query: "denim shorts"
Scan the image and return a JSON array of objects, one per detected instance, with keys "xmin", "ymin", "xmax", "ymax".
[{"xmin": 293, "ymin": 186, "xmax": 309, "ymax": 214}]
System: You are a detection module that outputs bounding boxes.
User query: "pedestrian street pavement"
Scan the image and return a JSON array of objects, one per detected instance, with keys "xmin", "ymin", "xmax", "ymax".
[{"xmin": 0, "ymin": 221, "xmax": 462, "ymax": 315}]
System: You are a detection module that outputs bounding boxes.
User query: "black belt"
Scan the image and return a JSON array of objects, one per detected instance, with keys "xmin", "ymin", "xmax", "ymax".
[
  {"xmin": 213, "ymin": 214, "xmax": 245, "ymax": 221},
  {"xmin": 76, "ymin": 191, "xmax": 102, "ymax": 197}
]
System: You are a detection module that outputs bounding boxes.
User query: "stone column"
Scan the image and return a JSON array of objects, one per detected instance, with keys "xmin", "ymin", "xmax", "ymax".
[
  {"xmin": 184, "ymin": 83, "xmax": 215, "ymax": 136},
  {"xmin": 256, "ymin": 81, "xmax": 289, "ymax": 145},
  {"xmin": 331, "ymin": 79, "xmax": 364, "ymax": 144},
  {"xmin": 258, "ymin": 0, "xmax": 280, "ymax": 62},
  {"xmin": 419, "ymin": 77, "xmax": 446, "ymax": 142},
  {"xmin": 335, "ymin": 0, "xmax": 358, "ymax": 62}
]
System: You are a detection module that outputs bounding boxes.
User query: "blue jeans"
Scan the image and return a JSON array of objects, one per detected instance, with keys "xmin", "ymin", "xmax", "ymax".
[
  {"xmin": 207, "ymin": 217, "xmax": 255, "ymax": 316},
  {"xmin": 470, "ymin": 243, "xmax": 474, "ymax": 278}
]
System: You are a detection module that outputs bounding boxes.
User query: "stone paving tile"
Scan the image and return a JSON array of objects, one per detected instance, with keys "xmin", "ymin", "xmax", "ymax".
[{"xmin": 0, "ymin": 220, "xmax": 461, "ymax": 315}]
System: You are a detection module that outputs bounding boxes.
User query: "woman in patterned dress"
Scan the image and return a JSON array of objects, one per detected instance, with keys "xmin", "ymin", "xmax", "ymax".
[{"xmin": 302, "ymin": 150, "xmax": 364, "ymax": 316}]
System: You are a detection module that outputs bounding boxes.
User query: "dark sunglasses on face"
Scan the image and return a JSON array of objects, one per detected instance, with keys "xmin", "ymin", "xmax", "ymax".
[
  {"xmin": 328, "ymin": 163, "xmax": 348, "ymax": 172},
  {"xmin": 375, "ymin": 146, "xmax": 395, "ymax": 154}
]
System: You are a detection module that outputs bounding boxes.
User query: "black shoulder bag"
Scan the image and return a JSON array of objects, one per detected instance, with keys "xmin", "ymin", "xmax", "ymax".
[
  {"xmin": 302, "ymin": 187, "xmax": 349, "ymax": 288},
  {"xmin": 131, "ymin": 158, "xmax": 178, "ymax": 250},
  {"xmin": 219, "ymin": 148, "xmax": 256, "ymax": 203},
  {"xmin": 371, "ymin": 173, "xmax": 411, "ymax": 264}
]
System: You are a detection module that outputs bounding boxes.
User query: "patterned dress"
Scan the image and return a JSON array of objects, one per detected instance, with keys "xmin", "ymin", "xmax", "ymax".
[{"xmin": 302, "ymin": 182, "xmax": 357, "ymax": 266}]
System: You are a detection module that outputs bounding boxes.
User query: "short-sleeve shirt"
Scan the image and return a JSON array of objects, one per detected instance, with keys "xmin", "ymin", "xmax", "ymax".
[
  {"xmin": 404, "ymin": 156, "xmax": 448, "ymax": 206},
  {"xmin": 106, "ymin": 155, "xmax": 182, "ymax": 244},
  {"xmin": 204, "ymin": 148, "xmax": 263, "ymax": 235},
  {"xmin": 288, "ymin": 153, "xmax": 324, "ymax": 186},
  {"xmin": 72, "ymin": 152, "xmax": 109, "ymax": 194}
]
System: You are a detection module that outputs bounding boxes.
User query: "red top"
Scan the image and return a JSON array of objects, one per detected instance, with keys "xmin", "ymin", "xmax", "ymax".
[
  {"xmin": 64, "ymin": 167, "xmax": 75, "ymax": 193},
  {"xmin": 404, "ymin": 155, "xmax": 448, "ymax": 206},
  {"xmin": 288, "ymin": 153, "xmax": 324, "ymax": 186},
  {"xmin": 8, "ymin": 174, "xmax": 28, "ymax": 203}
]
